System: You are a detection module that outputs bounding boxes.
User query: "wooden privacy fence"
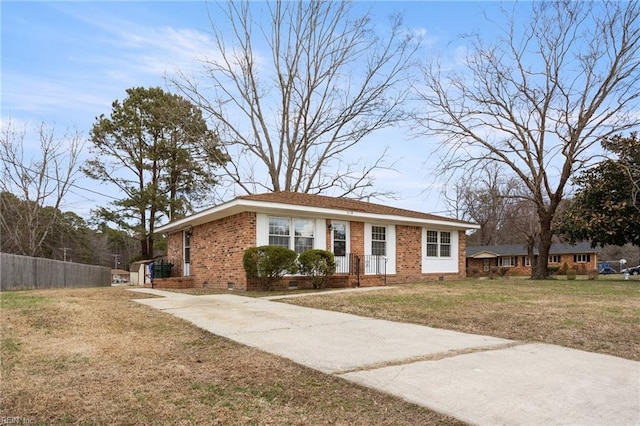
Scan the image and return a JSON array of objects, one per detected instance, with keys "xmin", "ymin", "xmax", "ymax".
[{"xmin": 0, "ymin": 253, "xmax": 111, "ymax": 291}]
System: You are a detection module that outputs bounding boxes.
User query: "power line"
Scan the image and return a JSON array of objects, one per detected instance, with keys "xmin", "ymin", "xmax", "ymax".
[{"xmin": 2, "ymin": 158, "xmax": 121, "ymax": 200}]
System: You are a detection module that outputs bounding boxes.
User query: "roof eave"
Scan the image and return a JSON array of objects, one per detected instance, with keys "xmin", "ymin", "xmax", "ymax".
[{"xmin": 155, "ymin": 199, "xmax": 479, "ymax": 235}]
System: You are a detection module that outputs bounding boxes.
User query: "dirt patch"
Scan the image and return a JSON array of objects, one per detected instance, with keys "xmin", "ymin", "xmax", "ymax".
[{"xmin": 0, "ymin": 287, "xmax": 462, "ymax": 425}]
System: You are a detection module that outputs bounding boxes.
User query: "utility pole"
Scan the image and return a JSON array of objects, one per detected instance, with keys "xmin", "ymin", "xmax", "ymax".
[
  {"xmin": 60, "ymin": 247, "xmax": 69, "ymax": 262},
  {"xmin": 112, "ymin": 254, "xmax": 120, "ymax": 269}
]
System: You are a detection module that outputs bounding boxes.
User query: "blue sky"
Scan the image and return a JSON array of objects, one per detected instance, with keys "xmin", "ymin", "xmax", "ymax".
[{"xmin": 1, "ymin": 1, "xmax": 513, "ymax": 219}]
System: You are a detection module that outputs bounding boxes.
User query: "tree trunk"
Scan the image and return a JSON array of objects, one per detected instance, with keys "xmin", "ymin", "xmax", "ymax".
[{"xmin": 532, "ymin": 214, "xmax": 553, "ymax": 279}]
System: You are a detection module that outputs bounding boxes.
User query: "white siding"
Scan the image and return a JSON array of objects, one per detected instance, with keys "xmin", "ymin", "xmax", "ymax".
[
  {"xmin": 421, "ymin": 228, "xmax": 459, "ymax": 273},
  {"xmin": 364, "ymin": 223, "xmax": 396, "ymax": 274},
  {"xmin": 314, "ymin": 218, "xmax": 327, "ymax": 250}
]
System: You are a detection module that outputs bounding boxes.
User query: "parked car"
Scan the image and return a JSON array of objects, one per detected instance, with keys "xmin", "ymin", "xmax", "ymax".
[{"xmin": 621, "ymin": 265, "xmax": 640, "ymax": 275}]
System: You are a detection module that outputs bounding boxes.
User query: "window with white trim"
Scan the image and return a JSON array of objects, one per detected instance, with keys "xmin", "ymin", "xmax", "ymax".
[
  {"xmin": 294, "ymin": 219, "xmax": 314, "ymax": 254},
  {"xmin": 268, "ymin": 217, "xmax": 315, "ymax": 254},
  {"xmin": 426, "ymin": 230, "xmax": 451, "ymax": 258},
  {"xmin": 268, "ymin": 217, "xmax": 290, "ymax": 248},
  {"xmin": 371, "ymin": 226, "xmax": 386, "ymax": 256},
  {"xmin": 426, "ymin": 230, "xmax": 438, "ymax": 257},
  {"xmin": 523, "ymin": 256, "xmax": 531, "ymax": 266},
  {"xmin": 574, "ymin": 254, "xmax": 590, "ymax": 263},
  {"xmin": 498, "ymin": 256, "xmax": 517, "ymax": 267},
  {"xmin": 549, "ymin": 255, "xmax": 561, "ymax": 263},
  {"xmin": 440, "ymin": 231, "xmax": 451, "ymax": 257}
]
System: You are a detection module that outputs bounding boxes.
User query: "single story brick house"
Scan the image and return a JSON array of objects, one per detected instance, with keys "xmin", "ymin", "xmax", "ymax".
[
  {"xmin": 466, "ymin": 242, "xmax": 599, "ymax": 276},
  {"xmin": 153, "ymin": 192, "xmax": 479, "ymax": 290}
]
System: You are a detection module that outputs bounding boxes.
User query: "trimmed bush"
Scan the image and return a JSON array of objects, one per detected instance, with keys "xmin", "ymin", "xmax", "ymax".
[
  {"xmin": 548, "ymin": 266, "xmax": 560, "ymax": 276},
  {"xmin": 566, "ymin": 268, "xmax": 577, "ymax": 280},
  {"xmin": 298, "ymin": 249, "xmax": 336, "ymax": 289},
  {"xmin": 243, "ymin": 246, "xmax": 298, "ymax": 291}
]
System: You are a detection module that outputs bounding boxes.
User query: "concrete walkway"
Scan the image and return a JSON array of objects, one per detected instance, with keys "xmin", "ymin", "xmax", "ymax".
[{"xmin": 129, "ymin": 288, "xmax": 640, "ymax": 425}]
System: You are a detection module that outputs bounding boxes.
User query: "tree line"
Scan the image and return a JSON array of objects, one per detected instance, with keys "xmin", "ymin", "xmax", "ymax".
[{"xmin": 1, "ymin": 0, "xmax": 638, "ymax": 277}]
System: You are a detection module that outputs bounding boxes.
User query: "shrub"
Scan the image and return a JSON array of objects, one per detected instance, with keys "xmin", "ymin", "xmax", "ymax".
[
  {"xmin": 298, "ymin": 249, "xmax": 336, "ymax": 289},
  {"xmin": 566, "ymin": 268, "xmax": 577, "ymax": 280},
  {"xmin": 588, "ymin": 269, "xmax": 599, "ymax": 280},
  {"xmin": 498, "ymin": 267, "xmax": 509, "ymax": 277},
  {"xmin": 471, "ymin": 267, "xmax": 480, "ymax": 277},
  {"xmin": 548, "ymin": 266, "xmax": 560, "ymax": 276},
  {"xmin": 243, "ymin": 246, "xmax": 298, "ymax": 291},
  {"xmin": 559, "ymin": 262, "xmax": 569, "ymax": 275}
]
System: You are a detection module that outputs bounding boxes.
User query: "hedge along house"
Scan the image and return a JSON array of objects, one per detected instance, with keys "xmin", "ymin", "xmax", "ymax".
[
  {"xmin": 466, "ymin": 242, "xmax": 600, "ymax": 276},
  {"xmin": 154, "ymin": 192, "xmax": 479, "ymax": 290}
]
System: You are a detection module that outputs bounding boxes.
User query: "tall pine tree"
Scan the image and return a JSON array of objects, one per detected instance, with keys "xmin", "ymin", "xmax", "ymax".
[{"xmin": 84, "ymin": 87, "xmax": 226, "ymax": 259}]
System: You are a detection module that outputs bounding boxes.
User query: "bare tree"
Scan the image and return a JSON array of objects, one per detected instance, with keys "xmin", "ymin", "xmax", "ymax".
[
  {"xmin": 416, "ymin": 1, "xmax": 640, "ymax": 278},
  {"xmin": 444, "ymin": 164, "xmax": 520, "ymax": 246},
  {"xmin": 0, "ymin": 119, "xmax": 84, "ymax": 257},
  {"xmin": 172, "ymin": 0, "xmax": 419, "ymax": 199}
]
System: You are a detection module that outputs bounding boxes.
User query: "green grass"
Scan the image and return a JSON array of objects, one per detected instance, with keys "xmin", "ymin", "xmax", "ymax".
[{"xmin": 0, "ymin": 291, "xmax": 50, "ymax": 309}]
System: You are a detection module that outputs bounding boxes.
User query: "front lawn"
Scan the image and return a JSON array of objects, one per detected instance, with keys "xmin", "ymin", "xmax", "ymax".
[
  {"xmin": 283, "ymin": 278, "xmax": 640, "ymax": 361},
  {"xmin": 0, "ymin": 287, "xmax": 461, "ymax": 425}
]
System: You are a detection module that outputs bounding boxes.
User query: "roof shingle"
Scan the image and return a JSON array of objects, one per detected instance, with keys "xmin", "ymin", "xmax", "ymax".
[{"xmin": 239, "ymin": 192, "xmax": 472, "ymax": 225}]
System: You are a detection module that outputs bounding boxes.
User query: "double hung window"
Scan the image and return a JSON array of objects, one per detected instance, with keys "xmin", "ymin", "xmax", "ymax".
[
  {"xmin": 426, "ymin": 230, "xmax": 452, "ymax": 257},
  {"xmin": 268, "ymin": 217, "xmax": 314, "ymax": 254},
  {"xmin": 371, "ymin": 226, "xmax": 386, "ymax": 256}
]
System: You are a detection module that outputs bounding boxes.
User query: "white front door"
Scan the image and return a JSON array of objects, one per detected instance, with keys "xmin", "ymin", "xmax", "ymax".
[{"xmin": 331, "ymin": 221, "xmax": 350, "ymax": 273}]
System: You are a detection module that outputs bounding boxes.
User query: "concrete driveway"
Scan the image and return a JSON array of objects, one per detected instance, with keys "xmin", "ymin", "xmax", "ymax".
[{"xmin": 129, "ymin": 288, "xmax": 640, "ymax": 426}]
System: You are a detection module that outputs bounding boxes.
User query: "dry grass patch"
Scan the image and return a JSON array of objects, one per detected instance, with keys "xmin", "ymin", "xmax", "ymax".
[
  {"xmin": 0, "ymin": 287, "xmax": 462, "ymax": 425},
  {"xmin": 283, "ymin": 278, "xmax": 640, "ymax": 361}
]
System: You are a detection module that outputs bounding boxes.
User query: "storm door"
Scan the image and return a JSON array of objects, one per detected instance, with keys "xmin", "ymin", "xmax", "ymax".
[{"xmin": 332, "ymin": 221, "xmax": 350, "ymax": 273}]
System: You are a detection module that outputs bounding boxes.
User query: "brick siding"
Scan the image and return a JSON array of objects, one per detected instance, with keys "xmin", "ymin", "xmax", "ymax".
[
  {"xmin": 162, "ymin": 214, "xmax": 469, "ymax": 290},
  {"xmin": 350, "ymin": 221, "xmax": 365, "ymax": 257},
  {"xmin": 185, "ymin": 212, "xmax": 257, "ymax": 290},
  {"xmin": 394, "ymin": 225, "xmax": 423, "ymax": 283}
]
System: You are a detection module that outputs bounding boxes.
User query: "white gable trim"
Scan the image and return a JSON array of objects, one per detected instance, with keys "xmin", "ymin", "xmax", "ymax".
[
  {"xmin": 471, "ymin": 251, "xmax": 500, "ymax": 259},
  {"xmin": 156, "ymin": 198, "xmax": 478, "ymax": 235}
]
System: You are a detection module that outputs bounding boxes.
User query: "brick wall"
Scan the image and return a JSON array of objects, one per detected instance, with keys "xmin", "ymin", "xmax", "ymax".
[
  {"xmin": 189, "ymin": 212, "xmax": 256, "ymax": 290},
  {"xmin": 395, "ymin": 225, "xmax": 423, "ymax": 282},
  {"xmin": 325, "ymin": 219, "xmax": 331, "ymax": 251},
  {"xmin": 458, "ymin": 231, "xmax": 467, "ymax": 278},
  {"xmin": 146, "ymin": 277, "xmax": 195, "ymax": 289},
  {"xmin": 350, "ymin": 221, "xmax": 364, "ymax": 257},
  {"xmin": 166, "ymin": 232, "xmax": 183, "ymax": 275}
]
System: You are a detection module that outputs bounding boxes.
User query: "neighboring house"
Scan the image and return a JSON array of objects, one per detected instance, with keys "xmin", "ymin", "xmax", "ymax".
[
  {"xmin": 154, "ymin": 192, "xmax": 479, "ymax": 290},
  {"xmin": 466, "ymin": 242, "xmax": 599, "ymax": 276}
]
